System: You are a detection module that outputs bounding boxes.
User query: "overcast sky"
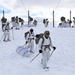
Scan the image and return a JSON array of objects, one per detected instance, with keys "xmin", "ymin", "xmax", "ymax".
[{"xmin": 0, "ymin": 0, "xmax": 75, "ymax": 22}]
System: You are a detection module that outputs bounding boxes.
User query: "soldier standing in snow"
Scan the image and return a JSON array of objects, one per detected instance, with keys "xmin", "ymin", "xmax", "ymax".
[
  {"xmin": 25, "ymin": 28, "xmax": 35, "ymax": 53},
  {"xmin": 38, "ymin": 31, "xmax": 56, "ymax": 70},
  {"xmin": 60, "ymin": 16, "xmax": 66, "ymax": 27},
  {"xmin": 72, "ymin": 17, "xmax": 75, "ymax": 27},
  {"xmin": 43, "ymin": 18, "xmax": 49, "ymax": 27},
  {"xmin": 15, "ymin": 16, "xmax": 19, "ymax": 30},
  {"xmin": 33, "ymin": 20, "xmax": 37, "ymax": 26},
  {"xmin": 3, "ymin": 22, "xmax": 10, "ymax": 42},
  {"xmin": 11, "ymin": 17, "xmax": 16, "ymax": 29},
  {"xmin": 21, "ymin": 19, "xmax": 24, "ymax": 27},
  {"xmin": 28, "ymin": 16, "xmax": 33, "ymax": 26},
  {"xmin": 65, "ymin": 19, "xmax": 71, "ymax": 27},
  {"xmin": 45, "ymin": 18, "xmax": 49, "ymax": 27}
]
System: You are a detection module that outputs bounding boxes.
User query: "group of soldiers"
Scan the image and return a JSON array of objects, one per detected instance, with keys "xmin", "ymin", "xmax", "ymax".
[
  {"xmin": 0, "ymin": 16, "xmax": 50, "ymax": 42},
  {"xmin": 28, "ymin": 16, "xmax": 37, "ymax": 26},
  {"xmin": 28, "ymin": 17, "xmax": 49, "ymax": 27},
  {"xmin": 0, "ymin": 15, "xmax": 56, "ymax": 70},
  {"xmin": 24, "ymin": 28, "xmax": 56, "ymax": 70},
  {"xmin": 0, "ymin": 16, "xmax": 26, "ymax": 42},
  {"xmin": 11, "ymin": 16, "xmax": 24, "ymax": 29},
  {"xmin": 58, "ymin": 16, "xmax": 75, "ymax": 27}
]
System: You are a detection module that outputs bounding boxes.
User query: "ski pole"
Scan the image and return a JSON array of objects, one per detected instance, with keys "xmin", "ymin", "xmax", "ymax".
[
  {"xmin": 0, "ymin": 33, "xmax": 4, "ymax": 42},
  {"xmin": 30, "ymin": 53, "xmax": 40, "ymax": 63},
  {"xmin": 12, "ymin": 28, "xmax": 14, "ymax": 40},
  {"xmin": 49, "ymin": 50, "xmax": 55, "ymax": 58},
  {"xmin": 22, "ymin": 43, "xmax": 26, "ymax": 47},
  {"xmin": 18, "ymin": 43, "xmax": 27, "ymax": 53}
]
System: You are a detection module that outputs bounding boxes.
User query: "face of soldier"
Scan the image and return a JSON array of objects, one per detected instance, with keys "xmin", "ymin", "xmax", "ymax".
[
  {"xmin": 30, "ymin": 31, "xmax": 33, "ymax": 34},
  {"xmin": 45, "ymin": 34, "xmax": 49, "ymax": 39}
]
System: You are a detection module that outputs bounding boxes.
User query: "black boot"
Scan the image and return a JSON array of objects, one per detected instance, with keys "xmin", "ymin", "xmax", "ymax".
[
  {"xmin": 7, "ymin": 39, "xmax": 11, "ymax": 41},
  {"xmin": 3, "ymin": 39, "xmax": 7, "ymax": 42}
]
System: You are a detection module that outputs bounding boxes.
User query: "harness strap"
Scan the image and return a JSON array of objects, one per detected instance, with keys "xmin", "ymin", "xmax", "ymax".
[
  {"xmin": 42, "ymin": 45, "xmax": 50, "ymax": 50},
  {"xmin": 41, "ymin": 37, "xmax": 51, "ymax": 50}
]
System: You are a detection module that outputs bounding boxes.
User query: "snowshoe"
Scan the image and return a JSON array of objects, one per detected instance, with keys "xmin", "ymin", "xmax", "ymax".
[
  {"xmin": 7, "ymin": 39, "xmax": 11, "ymax": 41},
  {"xmin": 43, "ymin": 67, "xmax": 49, "ymax": 71},
  {"xmin": 3, "ymin": 39, "xmax": 7, "ymax": 42},
  {"xmin": 30, "ymin": 51, "xmax": 34, "ymax": 53}
]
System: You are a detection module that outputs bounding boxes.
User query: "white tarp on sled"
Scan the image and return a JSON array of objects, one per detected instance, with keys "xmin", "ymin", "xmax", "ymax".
[{"xmin": 16, "ymin": 46, "xmax": 30, "ymax": 57}]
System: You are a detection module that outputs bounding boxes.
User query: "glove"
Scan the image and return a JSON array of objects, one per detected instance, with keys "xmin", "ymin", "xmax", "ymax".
[
  {"xmin": 26, "ymin": 41, "xmax": 28, "ymax": 44},
  {"xmin": 11, "ymin": 27, "xmax": 13, "ymax": 29},
  {"xmin": 33, "ymin": 38, "xmax": 34, "ymax": 40},
  {"xmin": 39, "ymin": 50, "xmax": 42, "ymax": 53},
  {"xmin": 53, "ymin": 46, "xmax": 56, "ymax": 50}
]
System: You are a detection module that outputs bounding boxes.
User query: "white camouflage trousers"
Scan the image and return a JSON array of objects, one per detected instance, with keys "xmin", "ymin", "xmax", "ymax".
[
  {"xmin": 16, "ymin": 23, "xmax": 19, "ymax": 29},
  {"xmin": 4, "ymin": 31, "xmax": 10, "ymax": 40},
  {"xmin": 41, "ymin": 48, "xmax": 50, "ymax": 68},
  {"xmin": 26, "ymin": 40, "xmax": 34, "ymax": 52},
  {"xmin": 12, "ymin": 22, "xmax": 16, "ymax": 27}
]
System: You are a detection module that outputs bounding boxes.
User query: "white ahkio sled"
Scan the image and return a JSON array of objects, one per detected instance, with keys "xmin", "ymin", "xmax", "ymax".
[{"xmin": 16, "ymin": 46, "xmax": 30, "ymax": 57}]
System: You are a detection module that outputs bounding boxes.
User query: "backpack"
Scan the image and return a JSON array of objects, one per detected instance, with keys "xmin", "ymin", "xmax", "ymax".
[
  {"xmin": 1, "ymin": 17, "xmax": 7, "ymax": 23},
  {"xmin": 11, "ymin": 17, "xmax": 15, "ymax": 22},
  {"xmin": 35, "ymin": 33, "xmax": 44, "ymax": 44},
  {"xmin": 24, "ymin": 31, "xmax": 29, "ymax": 39},
  {"xmin": 35, "ymin": 33, "xmax": 51, "ymax": 45},
  {"xmin": 43, "ymin": 19, "xmax": 45, "ymax": 24},
  {"xmin": 30, "ymin": 17, "xmax": 33, "ymax": 21},
  {"xmin": 15, "ymin": 18, "xmax": 19, "ymax": 23}
]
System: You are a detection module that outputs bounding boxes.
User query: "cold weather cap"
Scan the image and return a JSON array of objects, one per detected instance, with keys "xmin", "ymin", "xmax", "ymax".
[
  {"xmin": 30, "ymin": 28, "xmax": 33, "ymax": 32},
  {"xmin": 44, "ymin": 30, "xmax": 50, "ymax": 35}
]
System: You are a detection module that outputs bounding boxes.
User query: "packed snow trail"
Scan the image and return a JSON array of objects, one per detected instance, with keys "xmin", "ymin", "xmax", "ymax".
[{"xmin": 0, "ymin": 25, "xmax": 75, "ymax": 75}]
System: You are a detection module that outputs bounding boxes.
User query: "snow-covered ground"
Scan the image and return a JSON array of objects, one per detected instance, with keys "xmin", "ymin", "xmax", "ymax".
[{"xmin": 0, "ymin": 23, "xmax": 75, "ymax": 75}]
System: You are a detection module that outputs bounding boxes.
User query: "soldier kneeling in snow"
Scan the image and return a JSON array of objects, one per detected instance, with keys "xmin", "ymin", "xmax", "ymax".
[{"xmin": 38, "ymin": 31, "xmax": 56, "ymax": 70}]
